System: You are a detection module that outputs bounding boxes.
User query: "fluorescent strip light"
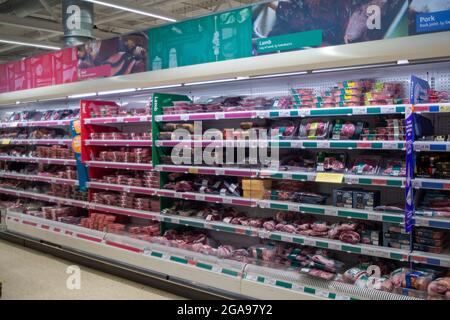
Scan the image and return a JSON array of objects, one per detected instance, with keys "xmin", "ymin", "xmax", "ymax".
[
  {"xmin": 397, "ymin": 59, "xmax": 410, "ymax": 65},
  {"xmin": 140, "ymin": 84, "xmax": 183, "ymax": 91},
  {"xmin": 83, "ymin": 0, "xmax": 176, "ymax": 22},
  {"xmin": 68, "ymin": 92, "xmax": 97, "ymax": 99},
  {"xmin": 251, "ymin": 71, "xmax": 308, "ymax": 79},
  {"xmin": 0, "ymin": 39, "xmax": 60, "ymax": 50},
  {"xmin": 184, "ymin": 78, "xmax": 240, "ymax": 86},
  {"xmin": 97, "ymin": 88, "xmax": 137, "ymax": 96},
  {"xmin": 312, "ymin": 63, "xmax": 396, "ymax": 73}
]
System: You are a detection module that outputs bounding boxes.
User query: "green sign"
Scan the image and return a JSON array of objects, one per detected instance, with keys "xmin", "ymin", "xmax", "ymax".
[
  {"xmin": 148, "ymin": 7, "xmax": 252, "ymax": 71},
  {"xmin": 256, "ymin": 30, "xmax": 323, "ymax": 54}
]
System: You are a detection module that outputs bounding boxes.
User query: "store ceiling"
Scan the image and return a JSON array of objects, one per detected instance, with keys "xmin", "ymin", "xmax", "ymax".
[{"xmin": 0, "ymin": 0, "xmax": 260, "ymax": 63}]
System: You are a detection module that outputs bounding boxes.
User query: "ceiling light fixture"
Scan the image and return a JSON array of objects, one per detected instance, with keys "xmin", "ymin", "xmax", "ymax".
[
  {"xmin": 97, "ymin": 88, "xmax": 137, "ymax": 96},
  {"xmin": 184, "ymin": 78, "xmax": 243, "ymax": 86},
  {"xmin": 83, "ymin": 0, "xmax": 177, "ymax": 22},
  {"xmin": 68, "ymin": 92, "xmax": 98, "ymax": 99},
  {"xmin": 0, "ymin": 39, "xmax": 61, "ymax": 50},
  {"xmin": 250, "ymin": 71, "xmax": 308, "ymax": 79},
  {"xmin": 139, "ymin": 84, "xmax": 183, "ymax": 91},
  {"xmin": 312, "ymin": 63, "xmax": 396, "ymax": 73},
  {"xmin": 397, "ymin": 59, "xmax": 410, "ymax": 65}
]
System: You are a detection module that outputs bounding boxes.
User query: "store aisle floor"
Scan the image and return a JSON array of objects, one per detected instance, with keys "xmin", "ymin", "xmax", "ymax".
[{"xmin": 0, "ymin": 239, "xmax": 184, "ymax": 300}]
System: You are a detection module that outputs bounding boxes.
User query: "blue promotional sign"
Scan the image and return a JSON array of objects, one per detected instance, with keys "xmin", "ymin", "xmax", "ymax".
[
  {"xmin": 70, "ymin": 119, "xmax": 89, "ymax": 191},
  {"xmin": 404, "ymin": 105, "xmax": 415, "ymax": 233},
  {"xmin": 416, "ymin": 9, "xmax": 450, "ymax": 33},
  {"xmin": 410, "ymin": 75, "xmax": 430, "ymax": 104}
]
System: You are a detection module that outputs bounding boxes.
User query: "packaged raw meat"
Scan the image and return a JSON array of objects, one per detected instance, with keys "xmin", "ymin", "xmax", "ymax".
[
  {"xmin": 300, "ymin": 268, "xmax": 336, "ymax": 281},
  {"xmin": 331, "ymin": 120, "xmax": 366, "ymax": 140},
  {"xmin": 428, "ymin": 277, "xmax": 450, "ymax": 297},
  {"xmin": 349, "ymin": 157, "xmax": 380, "ymax": 175},
  {"xmin": 381, "ymin": 160, "xmax": 406, "ymax": 177},
  {"xmin": 316, "ymin": 152, "xmax": 346, "ymax": 173},
  {"xmin": 270, "ymin": 120, "xmax": 297, "ymax": 140},
  {"xmin": 339, "ymin": 230, "xmax": 361, "ymax": 244},
  {"xmin": 343, "ymin": 268, "xmax": 368, "ymax": 284},
  {"xmin": 402, "ymin": 271, "xmax": 433, "ymax": 291},
  {"xmin": 298, "ymin": 119, "xmax": 332, "ymax": 140}
]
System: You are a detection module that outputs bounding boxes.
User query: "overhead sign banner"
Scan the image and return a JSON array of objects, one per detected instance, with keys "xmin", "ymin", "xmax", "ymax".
[
  {"xmin": 409, "ymin": 0, "xmax": 450, "ymax": 34},
  {"xmin": 148, "ymin": 7, "xmax": 252, "ymax": 71},
  {"xmin": 251, "ymin": 0, "xmax": 409, "ymax": 55},
  {"xmin": 77, "ymin": 32, "xmax": 148, "ymax": 80}
]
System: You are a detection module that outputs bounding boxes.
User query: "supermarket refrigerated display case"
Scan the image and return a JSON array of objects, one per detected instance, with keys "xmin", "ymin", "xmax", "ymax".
[{"xmin": 1, "ymin": 35, "xmax": 450, "ymax": 300}]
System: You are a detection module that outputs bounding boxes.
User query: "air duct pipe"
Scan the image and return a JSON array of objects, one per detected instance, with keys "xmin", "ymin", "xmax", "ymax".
[{"xmin": 62, "ymin": 0, "xmax": 94, "ymax": 47}]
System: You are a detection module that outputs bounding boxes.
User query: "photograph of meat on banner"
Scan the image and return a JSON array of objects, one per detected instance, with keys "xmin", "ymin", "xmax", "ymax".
[
  {"xmin": 77, "ymin": 32, "xmax": 148, "ymax": 81},
  {"xmin": 251, "ymin": 0, "xmax": 410, "ymax": 56}
]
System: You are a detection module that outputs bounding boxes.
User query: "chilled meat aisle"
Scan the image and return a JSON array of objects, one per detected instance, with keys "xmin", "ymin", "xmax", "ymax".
[{"xmin": 0, "ymin": 60, "xmax": 450, "ymax": 300}]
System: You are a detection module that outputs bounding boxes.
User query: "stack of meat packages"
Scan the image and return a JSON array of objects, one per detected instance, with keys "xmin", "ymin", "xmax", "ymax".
[
  {"xmin": 97, "ymin": 148, "xmax": 151, "ymax": 163},
  {"xmin": 92, "ymin": 191, "xmax": 160, "ymax": 212},
  {"xmin": 80, "ymin": 212, "xmax": 125, "ymax": 233},
  {"xmin": 49, "ymin": 185, "xmax": 78, "ymax": 199},
  {"xmin": 35, "ymin": 146, "xmax": 74, "ymax": 159},
  {"xmin": 292, "ymin": 80, "xmax": 404, "ymax": 109},
  {"xmin": 92, "ymin": 171, "xmax": 159, "ymax": 189},
  {"xmin": 385, "ymin": 225, "xmax": 448, "ymax": 254},
  {"xmin": 90, "ymin": 132, "xmax": 151, "ymax": 140},
  {"xmin": 89, "ymin": 104, "xmax": 119, "ymax": 118},
  {"xmin": 361, "ymin": 118, "xmax": 405, "ymax": 141},
  {"xmin": 417, "ymin": 191, "xmax": 450, "ymax": 218}
]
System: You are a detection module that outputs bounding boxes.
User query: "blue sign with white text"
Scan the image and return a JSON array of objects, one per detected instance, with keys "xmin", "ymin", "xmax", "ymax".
[{"xmin": 416, "ymin": 9, "xmax": 450, "ymax": 33}]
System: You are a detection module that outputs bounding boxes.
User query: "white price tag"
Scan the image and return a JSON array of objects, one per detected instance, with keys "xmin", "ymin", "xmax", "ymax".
[
  {"xmin": 316, "ymin": 290, "xmax": 330, "ymax": 299},
  {"xmin": 288, "ymin": 204, "xmax": 299, "ymax": 212},
  {"xmin": 215, "ymin": 113, "xmax": 225, "ymax": 120},
  {"xmin": 383, "ymin": 142, "xmax": 399, "ymax": 150},
  {"xmin": 123, "ymin": 186, "xmax": 131, "ymax": 193},
  {"xmin": 196, "ymin": 194, "xmax": 206, "ymax": 201},
  {"xmin": 258, "ymin": 111, "xmax": 269, "ymax": 119},
  {"xmin": 345, "ymin": 176, "xmax": 359, "ymax": 185},
  {"xmin": 162, "ymin": 254, "xmax": 170, "ymax": 260},
  {"xmin": 223, "ymin": 197, "xmax": 233, "ymax": 204},
  {"xmin": 266, "ymin": 278, "xmax": 276, "ymax": 286},
  {"xmin": 259, "ymin": 230, "xmax": 270, "ymax": 239},
  {"xmin": 317, "ymin": 141, "xmax": 330, "ymax": 149},
  {"xmin": 382, "ymin": 106, "xmax": 396, "ymax": 114},
  {"xmin": 180, "ymin": 114, "xmax": 189, "ymax": 121},
  {"xmin": 139, "ymin": 116, "xmax": 148, "ymax": 122},
  {"xmin": 279, "ymin": 110, "xmax": 291, "ymax": 118},
  {"xmin": 211, "ymin": 265, "xmax": 221, "ymax": 273},
  {"xmin": 324, "ymin": 208, "xmax": 336, "ymax": 216},
  {"xmin": 170, "ymin": 218, "xmax": 180, "ymax": 224},
  {"xmin": 246, "ymin": 274, "xmax": 258, "ymax": 281},
  {"xmin": 298, "ymin": 109, "xmax": 310, "ymax": 117},
  {"xmin": 282, "ymin": 173, "xmax": 292, "ymax": 180},
  {"xmin": 304, "ymin": 239, "xmax": 315, "ymax": 246},
  {"xmin": 367, "ymin": 214, "xmax": 382, "ymax": 221},
  {"xmin": 117, "ymin": 117, "xmax": 124, "ymax": 123},
  {"xmin": 352, "ymin": 107, "xmax": 367, "ymax": 115},
  {"xmin": 225, "ymin": 140, "xmax": 234, "ymax": 148},
  {"xmin": 290, "ymin": 141, "xmax": 303, "ymax": 148},
  {"xmin": 50, "ymin": 178, "xmax": 57, "ymax": 184},
  {"xmin": 281, "ymin": 235, "xmax": 292, "ymax": 242},
  {"xmin": 259, "ymin": 201, "xmax": 270, "ymax": 209},
  {"xmin": 414, "ymin": 143, "xmax": 430, "ymax": 152},
  {"xmin": 174, "ymin": 192, "xmax": 182, "ymax": 199},
  {"xmin": 292, "ymin": 284, "xmax": 305, "ymax": 292},
  {"xmin": 328, "ymin": 243, "xmax": 341, "ymax": 251}
]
